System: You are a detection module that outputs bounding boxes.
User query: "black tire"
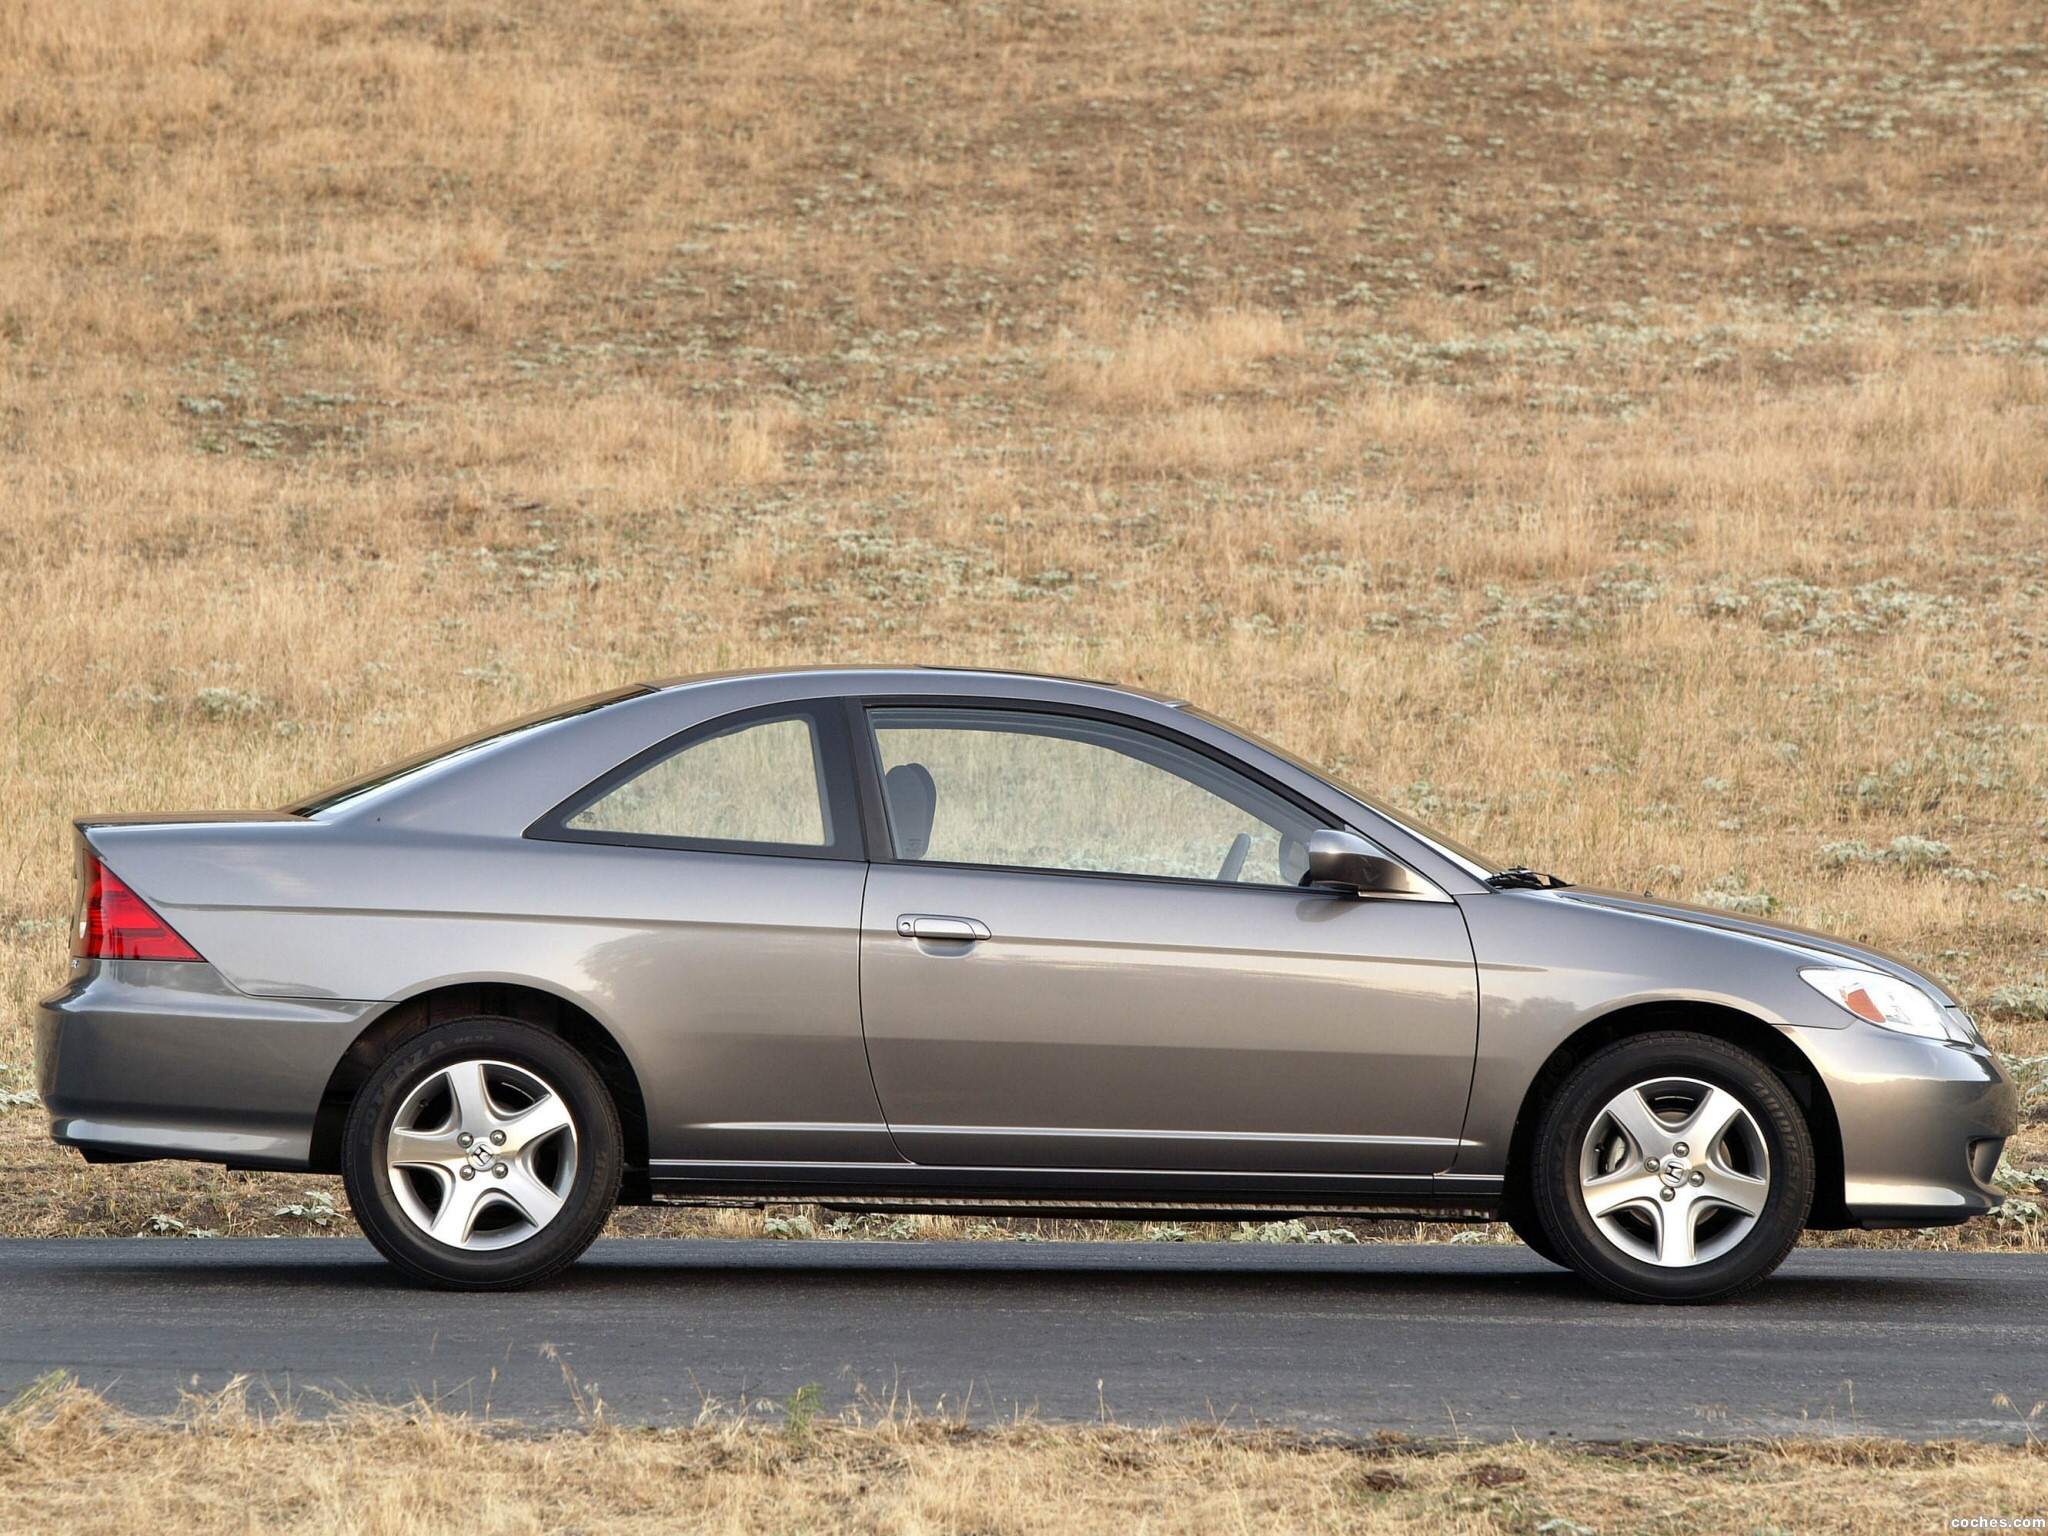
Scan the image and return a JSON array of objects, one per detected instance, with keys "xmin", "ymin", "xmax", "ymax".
[
  {"xmin": 342, "ymin": 1017, "xmax": 622, "ymax": 1289},
  {"xmin": 1531, "ymin": 1032, "xmax": 1813, "ymax": 1304}
]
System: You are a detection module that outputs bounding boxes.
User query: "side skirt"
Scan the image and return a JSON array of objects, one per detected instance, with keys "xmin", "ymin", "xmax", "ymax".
[{"xmin": 646, "ymin": 1160, "xmax": 1504, "ymax": 1223}]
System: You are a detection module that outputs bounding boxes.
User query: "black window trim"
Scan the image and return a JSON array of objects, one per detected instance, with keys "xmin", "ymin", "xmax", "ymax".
[
  {"xmin": 849, "ymin": 694, "xmax": 1349, "ymax": 890},
  {"xmin": 526, "ymin": 697, "xmax": 865, "ymax": 862}
]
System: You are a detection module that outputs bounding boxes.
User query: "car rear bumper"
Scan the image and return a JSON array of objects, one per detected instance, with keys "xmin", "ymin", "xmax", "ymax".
[
  {"xmin": 35, "ymin": 959, "xmax": 374, "ymax": 1171},
  {"xmin": 1791, "ymin": 1022, "xmax": 2019, "ymax": 1229}
]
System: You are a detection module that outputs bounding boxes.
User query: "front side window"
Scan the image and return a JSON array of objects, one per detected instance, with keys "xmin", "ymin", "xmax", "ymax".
[
  {"xmin": 559, "ymin": 712, "xmax": 836, "ymax": 851},
  {"xmin": 867, "ymin": 707, "xmax": 1325, "ymax": 886}
]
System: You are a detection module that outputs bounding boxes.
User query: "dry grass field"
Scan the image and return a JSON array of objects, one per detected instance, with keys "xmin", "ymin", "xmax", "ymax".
[
  {"xmin": 5, "ymin": 0, "xmax": 2048, "ymax": 1522},
  {"xmin": 3, "ymin": 0, "xmax": 2048, "ymax": 1257},
  {"xmin": 2, "ymin": 1376, "xmax": 2045, "ymax": 1536}
]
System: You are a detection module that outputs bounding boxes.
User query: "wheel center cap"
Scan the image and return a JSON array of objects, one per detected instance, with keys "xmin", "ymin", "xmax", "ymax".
[
  {"xmin": 469, "ymin": 1143, "xmax": 496, "ymax": 1171},
  {"xmin": 1659, "ymin": 1156, "xmax": 1690, "ymax": 1187}
]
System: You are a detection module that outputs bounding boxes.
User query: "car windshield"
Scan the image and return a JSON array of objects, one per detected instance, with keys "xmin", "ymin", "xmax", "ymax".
[
  {"xmin": 1181, "ymin": 708, "xmax": 1501, "ymax": 881},
  {"xmin": 290, "ymin": 685, "xmax": 651, "ymax": 816}
]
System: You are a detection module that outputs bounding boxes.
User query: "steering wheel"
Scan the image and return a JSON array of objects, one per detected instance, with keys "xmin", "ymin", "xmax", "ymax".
[{"xmin": 1216, "ymin": 832, "xmax": 1251, "ymax": 883}]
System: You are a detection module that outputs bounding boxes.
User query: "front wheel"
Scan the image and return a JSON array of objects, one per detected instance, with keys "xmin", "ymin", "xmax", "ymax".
[
  {"xmin": 342, "ymin": 1018, "xmax": 622, "ymax": 1289},
  {"xmin": 1530, "ymin": 1032, "xmax": 1813, "ymax": 1303}
]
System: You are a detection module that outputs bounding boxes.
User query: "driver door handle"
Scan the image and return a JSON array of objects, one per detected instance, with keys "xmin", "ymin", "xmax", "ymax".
[{"xmin": 897, "ymin": 914, "xmax": 992, "ymax": 941}]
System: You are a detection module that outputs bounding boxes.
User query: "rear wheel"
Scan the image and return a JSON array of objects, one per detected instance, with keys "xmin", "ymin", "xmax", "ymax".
[
  {"xmin": 1531, "ymin": 1032, "xmax": 1812, "ymax": 1303},
  {"xmin": 342, "ymin": 1018, "xmax": 622, "ymax": 1289}
]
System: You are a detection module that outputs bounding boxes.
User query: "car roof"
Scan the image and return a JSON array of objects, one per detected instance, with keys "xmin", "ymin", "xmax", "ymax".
[
  {"xmin": 640, "ymin": 665, "xmax": 1190, "ymax": 707},
  {"xmin": 284, "ymin": 663, "xmax": 1493, "ymax": 893}
]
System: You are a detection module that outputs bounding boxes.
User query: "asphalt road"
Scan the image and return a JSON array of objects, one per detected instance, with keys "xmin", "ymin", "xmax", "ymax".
[{"xmin": 3, "ymin": 1239, "xmax": 2043, "ymax": 1441}]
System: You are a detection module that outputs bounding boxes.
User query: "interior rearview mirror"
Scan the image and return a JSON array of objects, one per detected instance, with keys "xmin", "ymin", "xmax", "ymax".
[{"xmin": 1305, "ymin": 829, "xmax": 1433, "ymax": 898}]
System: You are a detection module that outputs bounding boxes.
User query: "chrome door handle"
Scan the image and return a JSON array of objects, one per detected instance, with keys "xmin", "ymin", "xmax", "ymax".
[{"xmin": 896, "ymin": 914, "xmax": 992, "ymax": 941}]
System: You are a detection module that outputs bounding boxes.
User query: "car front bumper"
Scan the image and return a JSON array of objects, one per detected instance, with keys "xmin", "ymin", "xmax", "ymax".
[
  {"xmin": 35, "ymin": 959, "xmax": 375, "ymax": 1171},
  {"xmin": 1791, "ymin": 1020, "xmax": 2019, "ymax": 1228}
]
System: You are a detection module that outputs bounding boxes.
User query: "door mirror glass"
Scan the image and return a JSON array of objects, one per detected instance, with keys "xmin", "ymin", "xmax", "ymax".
[{"xmin": 1305, "ymin": 830, "xmax": 1433, "ymax": 897}]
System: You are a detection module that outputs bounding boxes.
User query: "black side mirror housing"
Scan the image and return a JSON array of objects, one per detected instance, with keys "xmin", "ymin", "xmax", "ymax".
[{"xmin": 1304, "ymin": 829, "xmax": 1435, "ymax": 898}]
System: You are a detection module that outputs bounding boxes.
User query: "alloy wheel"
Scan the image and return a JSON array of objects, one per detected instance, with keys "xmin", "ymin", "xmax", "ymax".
[
  {"xmin": 1576, "ymin": 1075, "xmax": 1771, "ymax": 1268},
  {"xmin": 384, "ymin": 1058, "xmax": 580, "ymax": 1250}
]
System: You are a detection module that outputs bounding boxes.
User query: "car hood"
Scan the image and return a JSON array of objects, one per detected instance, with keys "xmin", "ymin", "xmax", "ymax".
[{"xmin": 1543, "ymin": 886, "xmax": 1960, "ymax": 1006}]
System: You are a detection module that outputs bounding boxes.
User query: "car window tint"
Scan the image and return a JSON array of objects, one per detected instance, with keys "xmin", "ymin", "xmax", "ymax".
[
  {"xmin": 868, "ymin": 708, "xmax": 1321, "ymax": 886},
  {"xmin": 568, "ymin": 715, "xmax": 829, "ymax": 846}
]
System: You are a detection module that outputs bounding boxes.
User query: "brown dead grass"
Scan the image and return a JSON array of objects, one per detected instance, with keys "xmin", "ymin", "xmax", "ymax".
[
  {"xmin": 0, "ymin": 1378, "xmax": 2042, "ymax": 1536},
  {"xmin": 1, "ymin": 0, "xmax": 2046, "ymax": 1247}
]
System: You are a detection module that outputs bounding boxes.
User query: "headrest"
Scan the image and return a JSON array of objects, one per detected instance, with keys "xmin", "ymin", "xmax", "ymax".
[{"xmin": 883, "ymin": 762, "xmax": 937, "ymax": 859}]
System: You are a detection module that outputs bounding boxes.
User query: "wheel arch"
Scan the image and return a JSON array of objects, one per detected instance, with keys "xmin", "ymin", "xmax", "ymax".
[
  {"xmin": 308, "ymin": 981, "xmax": 653, "ymax": 1203},
  {"xmin": 1499, "ymin": 1001, "xmax": 1849, "ymax": 1230}
]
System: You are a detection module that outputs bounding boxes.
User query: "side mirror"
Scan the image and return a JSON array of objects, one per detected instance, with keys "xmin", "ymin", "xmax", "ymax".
[{"xmin": 1305, "ymin": 829, "xmax": 1434, "ymax": 898}]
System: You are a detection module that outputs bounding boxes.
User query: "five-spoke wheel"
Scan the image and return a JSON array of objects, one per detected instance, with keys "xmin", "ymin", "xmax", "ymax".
[
  {"xmin": 1578, "ymin": 1077, "xmax": 1770, "ymax": 1268},
  {"xmin": 385, "ymin": 1059, "xmax": 581, "ymax": 1251},
  {"xmin": 1530, "ymin": 1032, "xmax": 1813, "ymax": 1303},
  {"xmin": 343, "ymin": 1018, "xmax": 622, "ymax": 1289}
]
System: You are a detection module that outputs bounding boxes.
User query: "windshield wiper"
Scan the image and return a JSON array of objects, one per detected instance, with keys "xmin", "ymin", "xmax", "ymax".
[{"xmin": 1486, "ymin": 866, "xmax": 1571, "ymax": 890}]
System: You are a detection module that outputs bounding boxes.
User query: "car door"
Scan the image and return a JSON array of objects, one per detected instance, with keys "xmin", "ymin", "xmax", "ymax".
[{"xmin": 855, "ymin": 703, "xmax": 1480, "ymax": 1176}]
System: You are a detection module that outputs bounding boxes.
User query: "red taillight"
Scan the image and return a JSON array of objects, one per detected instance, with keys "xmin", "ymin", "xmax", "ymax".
[{"xmin": 73, "ymin": 856, "xmax": 202, "ymax": 961}]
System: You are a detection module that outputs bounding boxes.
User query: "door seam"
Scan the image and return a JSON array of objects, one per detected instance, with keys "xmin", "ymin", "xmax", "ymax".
[{"xmin": 854, "ymin": 860, "xmax": 917, "ymax": 1164}]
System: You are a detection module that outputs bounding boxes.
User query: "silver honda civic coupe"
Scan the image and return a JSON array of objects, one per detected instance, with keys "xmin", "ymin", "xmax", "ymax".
[{"xmin": 37, "ymin": 668, "xmax": 2015, "ymax": 1300}]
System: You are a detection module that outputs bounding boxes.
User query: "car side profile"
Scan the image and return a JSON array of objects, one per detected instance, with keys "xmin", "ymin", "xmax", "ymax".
[{"xmin": 36, "ymin": 668, "xmax": 2016, "ymax": 1301}]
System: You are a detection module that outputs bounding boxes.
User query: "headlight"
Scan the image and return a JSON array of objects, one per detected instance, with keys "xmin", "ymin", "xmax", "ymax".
[{"xmin": 1798, "ymin": 967, "xmax": 1967, "ymax": 1042}]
